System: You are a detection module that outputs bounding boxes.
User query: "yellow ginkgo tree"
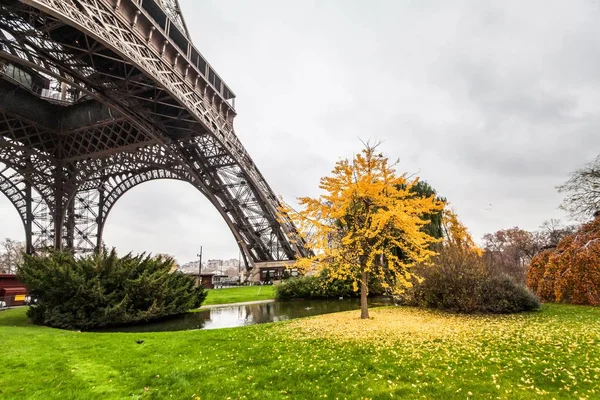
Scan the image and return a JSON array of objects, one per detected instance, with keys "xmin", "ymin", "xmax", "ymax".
[{"xmin": 285, "ymin": 143, "xmax": 444, "ymax": 319}]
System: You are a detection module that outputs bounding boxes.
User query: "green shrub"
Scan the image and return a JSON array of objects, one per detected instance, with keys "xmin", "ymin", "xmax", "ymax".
[
  {"xmin": 481, "ymin": 275, "xmax": 541, "ymax": 313},
  {"xmin": 275, "ymin": 273, "xmax": 356, "ymax": 300},
  {"xmin": 401, "ymin": 247, "xmax": 540, "ymax": 314},
  {"xmin": 17, "ymin": 249, "xmax": 206, "ymax": 330}
]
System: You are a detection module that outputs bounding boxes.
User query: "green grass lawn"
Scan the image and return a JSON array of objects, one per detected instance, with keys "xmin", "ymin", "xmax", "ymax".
[
  {"xmin": 202, "ymin": 285, "xmax": 276, "ymax": 305},
  {"xmin": 0, "ymin": 304, "xmax": 599, "ymax": 399}
]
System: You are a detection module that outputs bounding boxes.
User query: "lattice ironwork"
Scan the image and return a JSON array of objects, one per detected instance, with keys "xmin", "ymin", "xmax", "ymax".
[
  {"xmin": 0, "ymin": 162, "xmax": 53, "ymax": 252},
  {"xmin": 0, "ymin": 0, "xmax": 308, "ymax": 268},
  {"xmin": 158, "ymin": 0, "xmax": 188, "ymax": 37}
]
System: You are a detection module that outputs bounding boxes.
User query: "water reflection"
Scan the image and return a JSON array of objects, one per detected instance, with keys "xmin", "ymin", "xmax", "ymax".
[{"xmin": 98, "ymin": 298, "xmax": 391, "ymax": 333}]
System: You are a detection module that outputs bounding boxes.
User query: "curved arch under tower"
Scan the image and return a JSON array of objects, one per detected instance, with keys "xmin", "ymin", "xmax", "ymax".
[{"xmin": 0, "ymin": 0, "xmax": 309, "ymax": 270}]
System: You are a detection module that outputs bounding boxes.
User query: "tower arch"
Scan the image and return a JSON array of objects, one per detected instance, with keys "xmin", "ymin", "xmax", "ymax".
[{"xmin": 0, "ymin": 0, "xmax": 309, "ymax": 269}]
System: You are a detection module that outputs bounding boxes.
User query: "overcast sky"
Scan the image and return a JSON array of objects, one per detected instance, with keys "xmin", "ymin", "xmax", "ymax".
[{"xmin": 1, "ymin": 0, "xmax": 599, "ymax": 263}]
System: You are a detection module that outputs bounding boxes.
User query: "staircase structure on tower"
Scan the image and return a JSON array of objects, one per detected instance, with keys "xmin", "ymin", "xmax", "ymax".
[{"xmin": 0, "ymin": 0, "xmax": 309, "ymax": 270}]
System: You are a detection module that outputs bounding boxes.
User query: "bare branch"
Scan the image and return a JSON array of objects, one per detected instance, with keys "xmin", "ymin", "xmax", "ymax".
[{"xmin": 557, "ymin": 155, "xmax": 600, "ymax": 220}]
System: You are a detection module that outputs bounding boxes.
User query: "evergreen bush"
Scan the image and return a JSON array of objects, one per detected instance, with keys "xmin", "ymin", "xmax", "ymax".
[
  {"xmin": 17, "ymin": 249, "xmax": 206, "ymax": 329},
  {"xmin": 275, "ymin": 273, "xmax": 356, "ymax": 300}
]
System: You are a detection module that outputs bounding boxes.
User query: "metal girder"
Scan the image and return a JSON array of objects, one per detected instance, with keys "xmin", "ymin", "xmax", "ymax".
[
  {"xmin": 157, "ymin": 0, "xmax": 189, "ymax": 39},
  {"xmin": 0, "ymin": 0, "xmax": 309, "ymax": 267}
]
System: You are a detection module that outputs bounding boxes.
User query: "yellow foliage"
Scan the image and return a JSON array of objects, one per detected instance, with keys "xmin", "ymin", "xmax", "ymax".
[
  {"xmin": 442, "ymin": 208, "xmax": 483, "ymax": 256},
  {"xmin": 283, "ymin": 143, "xmax": 444, "ymax": 297}
]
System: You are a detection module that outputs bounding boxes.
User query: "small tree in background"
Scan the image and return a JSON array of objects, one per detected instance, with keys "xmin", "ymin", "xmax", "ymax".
[
  {"xmin": 155, "ymin": 253, "xmax": 180, "ymax": 272},
  {"xmin": 441, "ymin": 208, "xmax": 483, "ymax": 255},
  {"xmin": 0, "ymin": 238, "xmax": 25, "ymax": 274},
  {"xmin": 286, "ymin": 142, "xmax": 444, "ymax": 319},
  {"xmin": 481, "ymin": 220, "xmax": 577, "ymax": 284},
  {"xmin": 558, "ymin": 155, "xmax": 600, "ymax": 220},
  {"xmin": 18, "ymin": 249, "xmax": 207, "ymax": 329},
  {"xmin": 483, "ymin": 227, "xmax": 536, "ymax": 283}
]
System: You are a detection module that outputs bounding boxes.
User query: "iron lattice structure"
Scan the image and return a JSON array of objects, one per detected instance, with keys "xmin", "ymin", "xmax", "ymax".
[{"xmin": 0, "ymin": 0, "xmax": 308, "ymax": 267}]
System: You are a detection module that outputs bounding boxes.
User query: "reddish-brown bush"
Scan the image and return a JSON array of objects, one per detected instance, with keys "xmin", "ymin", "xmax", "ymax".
[{"xmin": 526, "ymin": 218, "xmax": 600, "ymax": 305}]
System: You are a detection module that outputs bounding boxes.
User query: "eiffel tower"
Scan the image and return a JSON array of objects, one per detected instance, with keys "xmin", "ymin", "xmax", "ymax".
[{"xmin": 0, "ymin": 0, "xmax": 308, "ymax": 271}]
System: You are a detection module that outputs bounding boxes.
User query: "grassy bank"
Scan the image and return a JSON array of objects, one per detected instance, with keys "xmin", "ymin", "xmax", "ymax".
[
  {"xmin": 0, "ymin": 304, "xmax": 599, "ymax": 399},
  {"xmin": 202, "ymin": 285, "xmax": 276, "ymax": 306}
]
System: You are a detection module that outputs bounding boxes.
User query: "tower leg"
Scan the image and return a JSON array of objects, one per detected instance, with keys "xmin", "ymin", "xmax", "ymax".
[
  {"xmin": 96, "ymin": 187, "xmax": 105, "ymax": 253},
  {"xmin": 25, "ymin": 182, "xmax": 33, "ymax": 255},
  {"xmin": 65, "ymin": 198, "xmax": 76, "ymax": 251},
  {"xmin": 53, "ymin": 166, "xmax": 65, "ymax": 251}
]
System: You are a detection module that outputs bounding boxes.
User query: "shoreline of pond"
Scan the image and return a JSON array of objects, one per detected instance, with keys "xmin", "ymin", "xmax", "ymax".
[{"xmin": 96, "ymin": 297, "xmax": 394, "ymax": 333}]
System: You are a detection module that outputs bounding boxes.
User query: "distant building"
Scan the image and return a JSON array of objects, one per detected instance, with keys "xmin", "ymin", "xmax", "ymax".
[
  {"xmin": 178, "ymin": 257, "xmax": 244, "ymax": 280},
  {"xmin": 0, "ymin": 274, "xmax": 28, "ymax": 306},
  {"xmin": 206, "ymin": 259, "xmax": 221, "ymax": 271},
  {"xmin": 251, "ymin": 261, "xmax": 297, "ymax": 283},
  {"xmin": 179, "ymin": 270, "xmax": 238, "ymax": 289},
  {"xmin": 178, "ymin": 261, "xmax": 202, "ymax": 275}
]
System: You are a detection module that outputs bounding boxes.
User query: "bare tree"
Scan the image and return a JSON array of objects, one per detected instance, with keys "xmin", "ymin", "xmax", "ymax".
[
  {"xmin": 537, "ymin": 219, "xmax": 578, "ymax": 249},
  {"xmin": 558, "ymin": 155, "xmax": 600, "ymax": 220},
  {"xmin": 482, "ymin": 220, "xmax": 578, "ymax": 284},
  {"xmin": 482, "ymin": 227, "xmax": 537, "ymax": 283},
  {"xmin": 0, "ymin": 238, "xmax": 25, "ymax": 274}
]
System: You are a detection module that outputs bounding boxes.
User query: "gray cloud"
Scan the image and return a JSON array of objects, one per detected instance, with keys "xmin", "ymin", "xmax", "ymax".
[{"xmin": 2, "ymin": 0, "xmax": 599, "ymax": 262}]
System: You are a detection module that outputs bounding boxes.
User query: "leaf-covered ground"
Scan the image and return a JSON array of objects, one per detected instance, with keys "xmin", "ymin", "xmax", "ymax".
[
  {"xmin": 0, "ymin": 304, "xmax": 598, "ymax": 399},
  {"xmin": 284, "ymin": 306, "xmax": 600, "ymax": 398}
]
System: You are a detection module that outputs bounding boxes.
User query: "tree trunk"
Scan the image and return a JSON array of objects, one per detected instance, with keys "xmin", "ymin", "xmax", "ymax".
[{"xmin": 360, "ymin": 270, "xmax": 369, "ymax": 319}]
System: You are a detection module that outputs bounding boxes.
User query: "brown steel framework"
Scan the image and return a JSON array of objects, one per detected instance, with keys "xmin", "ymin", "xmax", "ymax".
[{"xmin": 0, "ymin": 0, "xmax": 308, "ymax": 268}]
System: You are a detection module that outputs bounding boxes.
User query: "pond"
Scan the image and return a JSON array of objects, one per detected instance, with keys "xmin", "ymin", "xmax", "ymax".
[{"xmin": 97, "ymin": 297, "xmax": 392, "ymax": 333}]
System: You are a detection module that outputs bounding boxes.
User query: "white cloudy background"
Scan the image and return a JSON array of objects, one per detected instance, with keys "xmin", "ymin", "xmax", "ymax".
[{"xmin": 1, "ymin": 0, "xmax": 599, "ymax": 263}]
